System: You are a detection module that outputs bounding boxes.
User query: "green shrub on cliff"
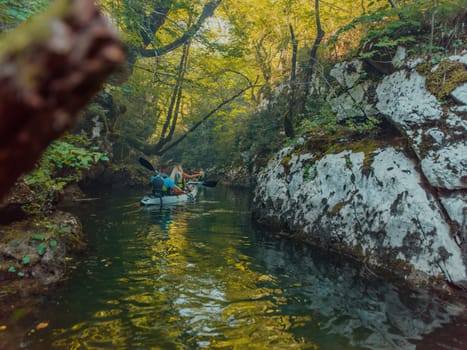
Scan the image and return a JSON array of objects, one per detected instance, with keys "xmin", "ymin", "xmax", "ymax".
[
  {"xmin": 23, "ymin": 135, "xmax": 108, "ymax": 214},
  {"xmin": 329, "ymin": 0, "xmax": 466, "ymax": 61}
]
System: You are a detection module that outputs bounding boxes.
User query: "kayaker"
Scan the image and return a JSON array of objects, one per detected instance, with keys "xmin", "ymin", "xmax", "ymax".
[
  {"xmin": 150, "ymin": 173, "xmax": 165, "ymax": 196},
  {"xmin": 162, "ymin": 174, "xmax": 186, "ymax": 195},
  {"xmin": 151, "ymin": 168, "xmax": 185, "ymax": 196},
  {"xmin": 170, "ymin": 164, "xmax": 202, "ymax": 190}
]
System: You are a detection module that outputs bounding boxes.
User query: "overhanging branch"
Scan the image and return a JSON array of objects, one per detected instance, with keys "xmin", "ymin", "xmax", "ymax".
[
  {"xmin": 156, "ymin": 84, "xmax": 253, "ymax": 155},
  {"xmin": 140, "ymin": 0, "xmax": 221, "ymax": 57},
  {"xmin": 0, "ymin": 0, "xmax": 124, "ymax": 201}
]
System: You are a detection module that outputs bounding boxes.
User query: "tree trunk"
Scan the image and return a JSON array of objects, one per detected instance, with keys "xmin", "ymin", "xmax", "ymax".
[
  {"xmin": 0, "ymin": 0, "xmax": 124, "ymax": 201},
  {"xmin": 302, "ymin": 0, "xmax": 324, "ymax": 109},
  {"xmin": 284, "ymin": 24, "xmax": 297, "ymax": 138},
  {"xmin": 140, "ymin": 0, "xmax": 222, "ymax": 58},
  {"xmin": 387, "ymin": 0, "xmax": 398, "ymax": 8},
  {"xmin": 156, "ymin": 85, "xmax": 252, "ymax": 155},
  {"xmin": 126, "ymin": 85, "xmax": 252, "ymax": 156},
  {"xmin": 153, "ymin": 41, "xmax": 191, "ymax": 152}
]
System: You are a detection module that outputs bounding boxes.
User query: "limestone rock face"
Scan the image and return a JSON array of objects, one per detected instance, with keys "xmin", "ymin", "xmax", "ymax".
[
  {"xmin": 253, "ymin": 50, "xmax": 467, "ymax": 285},
  {"xmin": 327, "ymin": 60, "xmax": 377, "ymax": 120},
  {"xmin": 375, "ymin": 62, "xmax": 467, "ymax": 191},
  {"xmin": 451, "ymin": 83, "xmax": 467, "ymax": 105},
  {"xmin": 376, "ymin": 70, "xmax": 443, "ymax": 126},
  {"xmin": 254, "ymin": 146, "xmax": 466, "ymax": 283}
]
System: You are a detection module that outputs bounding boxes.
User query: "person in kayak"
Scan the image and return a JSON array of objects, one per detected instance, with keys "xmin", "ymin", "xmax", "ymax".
[
  {"xmin": 170, "ymin": 164, "xmax": 202, "ymax": 191},
  {"xmin": 151, "ymin": 170, "xmax": 185, "ymax": 196},
  {"xmin": 162, "ymin": 174, "xmax": 186, "ymax": 195}
]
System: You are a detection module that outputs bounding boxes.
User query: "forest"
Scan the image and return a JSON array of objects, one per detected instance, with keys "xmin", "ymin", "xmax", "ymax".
[
  {"xmin": 3, "ymin": 0, "xmax": 465, "ymax": 198},
  {"xmin": 0, "ymin": 0, "xmax": 466, "ymax": 349}
]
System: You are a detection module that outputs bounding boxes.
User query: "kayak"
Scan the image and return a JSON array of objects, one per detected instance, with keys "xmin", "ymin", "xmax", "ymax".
[
  {"xmin": 140, "ymin": 184, "xmax": 198, "ymax": 206},
  {"xmin": 188, "ymin": 180, "xmax": 218, "ymax": 187}
]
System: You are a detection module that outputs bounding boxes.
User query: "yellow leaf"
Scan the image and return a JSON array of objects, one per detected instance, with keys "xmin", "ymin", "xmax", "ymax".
[
  {"xmin": 0, "ymin": 325, "xmax": 7, "ymax": 330},
  {"xmin": 36, "ymin": 322, "xmax": 48, "ymax": 330}
]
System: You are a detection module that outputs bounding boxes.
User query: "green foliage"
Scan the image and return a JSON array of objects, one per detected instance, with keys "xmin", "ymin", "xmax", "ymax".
[
  {"xmin": 0, "ymin": 0, "xmax": 49, "ymax": 32},
  {"xmin": 328, "ymin": 0, "xmax": 467, "ymax": 61},
  {"xmin": 37, "ymin": 242, "xmax": 47, "ymax": 256},
  {"xmin": 345, "ymin": 116, "xmax": 381, "ymax": 133},
  {"xmin": 23, "ymin": 134, "xmax": 109, "ymax": 215},
  {"xmin": 31, "ymin": 234, "xmax": 46, "ymax": 241},
  {"xmin": 59, "ymin": 226, "xmax": 71, "ymax": 234},
  {"xmin": 25, "ymin": 135, "xmax": 108, "ymax": 190},
  {"xmin": 298, "ymin": 96, "xmax": 381, "ymax": 136},
  {"xmin": 297, "ymin": 99, "xmax": 338, "ymax": 134}
]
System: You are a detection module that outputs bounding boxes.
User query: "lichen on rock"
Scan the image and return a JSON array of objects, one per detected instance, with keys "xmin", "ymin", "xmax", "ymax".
[{"xmin": 253, "ymin": 49, "xmax": 467, "ymax": 287}]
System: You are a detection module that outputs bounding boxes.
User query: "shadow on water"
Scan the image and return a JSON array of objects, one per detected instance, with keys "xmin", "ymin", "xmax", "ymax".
[{"xmin": 2, "ymin": 186, "xmax": 466, "ymax": 349}]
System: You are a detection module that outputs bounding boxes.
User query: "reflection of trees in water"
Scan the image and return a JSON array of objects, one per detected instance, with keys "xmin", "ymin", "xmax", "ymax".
[
  {"xmin": 253, "ymin": 236, "xmax": 465, "ymax": 350},
  {"xmin": 143, "ymin": 202, "xmax": 316, "ymax": 349},
  {"xmin": 27, "ymin": 188, "xmax": 466, "ymax": 350}
]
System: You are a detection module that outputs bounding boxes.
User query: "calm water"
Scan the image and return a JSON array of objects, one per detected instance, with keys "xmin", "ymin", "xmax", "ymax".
[{"xmin": 4, "ymin": 186, "xmax": 467, "ymax": 349}]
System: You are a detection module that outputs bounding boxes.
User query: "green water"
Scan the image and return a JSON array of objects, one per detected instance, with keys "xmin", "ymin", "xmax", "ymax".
[{"xmin": 5, "ymin": 186, "xmax": 467, "ymax": 349}]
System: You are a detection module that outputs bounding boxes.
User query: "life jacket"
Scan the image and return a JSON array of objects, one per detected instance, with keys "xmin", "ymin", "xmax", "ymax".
[
  {"xmin": 170, "ymin": 165, "xmax": 185, "ymax": 189},
  {"xmin": 174, "ymin": 172, "xmax": 185, "ymax": 189}
]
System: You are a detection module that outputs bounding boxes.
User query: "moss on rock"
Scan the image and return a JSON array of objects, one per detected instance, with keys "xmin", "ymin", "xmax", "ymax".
[
  {"xmin": 0, "ymin": 210, "xmax": 84, "ymax": 292},
  {"xmin": 420, "ymin": 61, "xmax": 467, "ymax": 100},
  {"xmin": 302, "ymin": 129, "xmax": 404, "ymax": 176}
]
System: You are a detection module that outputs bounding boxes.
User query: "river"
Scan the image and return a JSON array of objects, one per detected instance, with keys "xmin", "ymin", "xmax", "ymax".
[{"xmin": 4, "ymin": 185, "xmax": 467, "ymax": 349}]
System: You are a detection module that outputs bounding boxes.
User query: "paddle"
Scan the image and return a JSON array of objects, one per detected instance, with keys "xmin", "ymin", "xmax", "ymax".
[
  {"xmin": 139, "ymin": 157, "xmax": 155, "ymax": 172},
  {"xmin": 202, "ymin": 180, "xmax": 218, "ymax": 188}
]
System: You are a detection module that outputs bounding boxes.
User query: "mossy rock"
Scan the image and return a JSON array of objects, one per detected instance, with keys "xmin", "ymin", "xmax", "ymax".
[
  {"xmin": 302, "ymin": 128, "xmax": 404, "ymax": 176},
  {"xmin": 0, "ymin": 210, "xmax": 84, "ymax": 290},
  {"xmin": 420, "ymin": 61, "xmax": 467, "ymax": 100}
]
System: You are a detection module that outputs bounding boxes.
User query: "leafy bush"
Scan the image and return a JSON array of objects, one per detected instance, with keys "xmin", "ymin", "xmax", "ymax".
[
  {"xmin": 23, "ymin": 134, "xmax": 109, "ymax": 214},
  {"xmin": 328, "ymin": 0, "xmax": 467, "ymax": 61},
  {"xmin": 0, "ymin": 0, "xmax": 49, "ymax": 31},
  {"xmin": 298, "ymin": 96, "xmax": 381, "ymax": 136}
]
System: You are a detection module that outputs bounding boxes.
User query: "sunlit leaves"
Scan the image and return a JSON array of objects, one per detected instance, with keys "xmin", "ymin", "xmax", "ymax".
[
  {"xmin": 22, "ymin": 134, "xmax": 110, "ymax": 215},
  {"xmin": 0, "ymin": 0, "xmax": 50, "ymax": 31}
]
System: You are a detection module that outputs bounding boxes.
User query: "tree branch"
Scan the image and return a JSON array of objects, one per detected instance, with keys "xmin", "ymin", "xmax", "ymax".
[
  {"xmin": 140, "ymin": 6, "xmax": 171, "ymax": 47},
  {"xmin": 285, "ymin": 24, "xmax": 298, "ymax": 138},
  {"xmin": 302, "ymin": 0, "xmax": 325, "ymax": 107},
  {"xmin": 0, "ymin": 0, "xmax": 124, "ymax": 200},
  {"xmin": 140, "ymin": 0, "xmax": 221, "ymax": 57},
  {"xmin": 156, "ymin": 84, "xmax": 253, "ymax": 155}
]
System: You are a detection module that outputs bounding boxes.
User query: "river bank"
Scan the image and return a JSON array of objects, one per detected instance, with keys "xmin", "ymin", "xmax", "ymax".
[{"xmin": 0, "ymin": 164, "xmax": 148, "ymax": 306}]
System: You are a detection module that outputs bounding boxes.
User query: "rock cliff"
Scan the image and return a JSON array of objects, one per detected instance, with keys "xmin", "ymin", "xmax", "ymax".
[{"xmin": 253, "ymin": 49, "xmax": 467, "ymax": 285}]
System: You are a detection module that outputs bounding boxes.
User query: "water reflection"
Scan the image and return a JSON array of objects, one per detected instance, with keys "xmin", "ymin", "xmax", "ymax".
[
  {"xmin": 251, "ymin": 236, "xmax": 465, "ymax": 350},
  {"xmin": 13, "ymin": 187, "xmax": 466, "ymax": 349}
]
